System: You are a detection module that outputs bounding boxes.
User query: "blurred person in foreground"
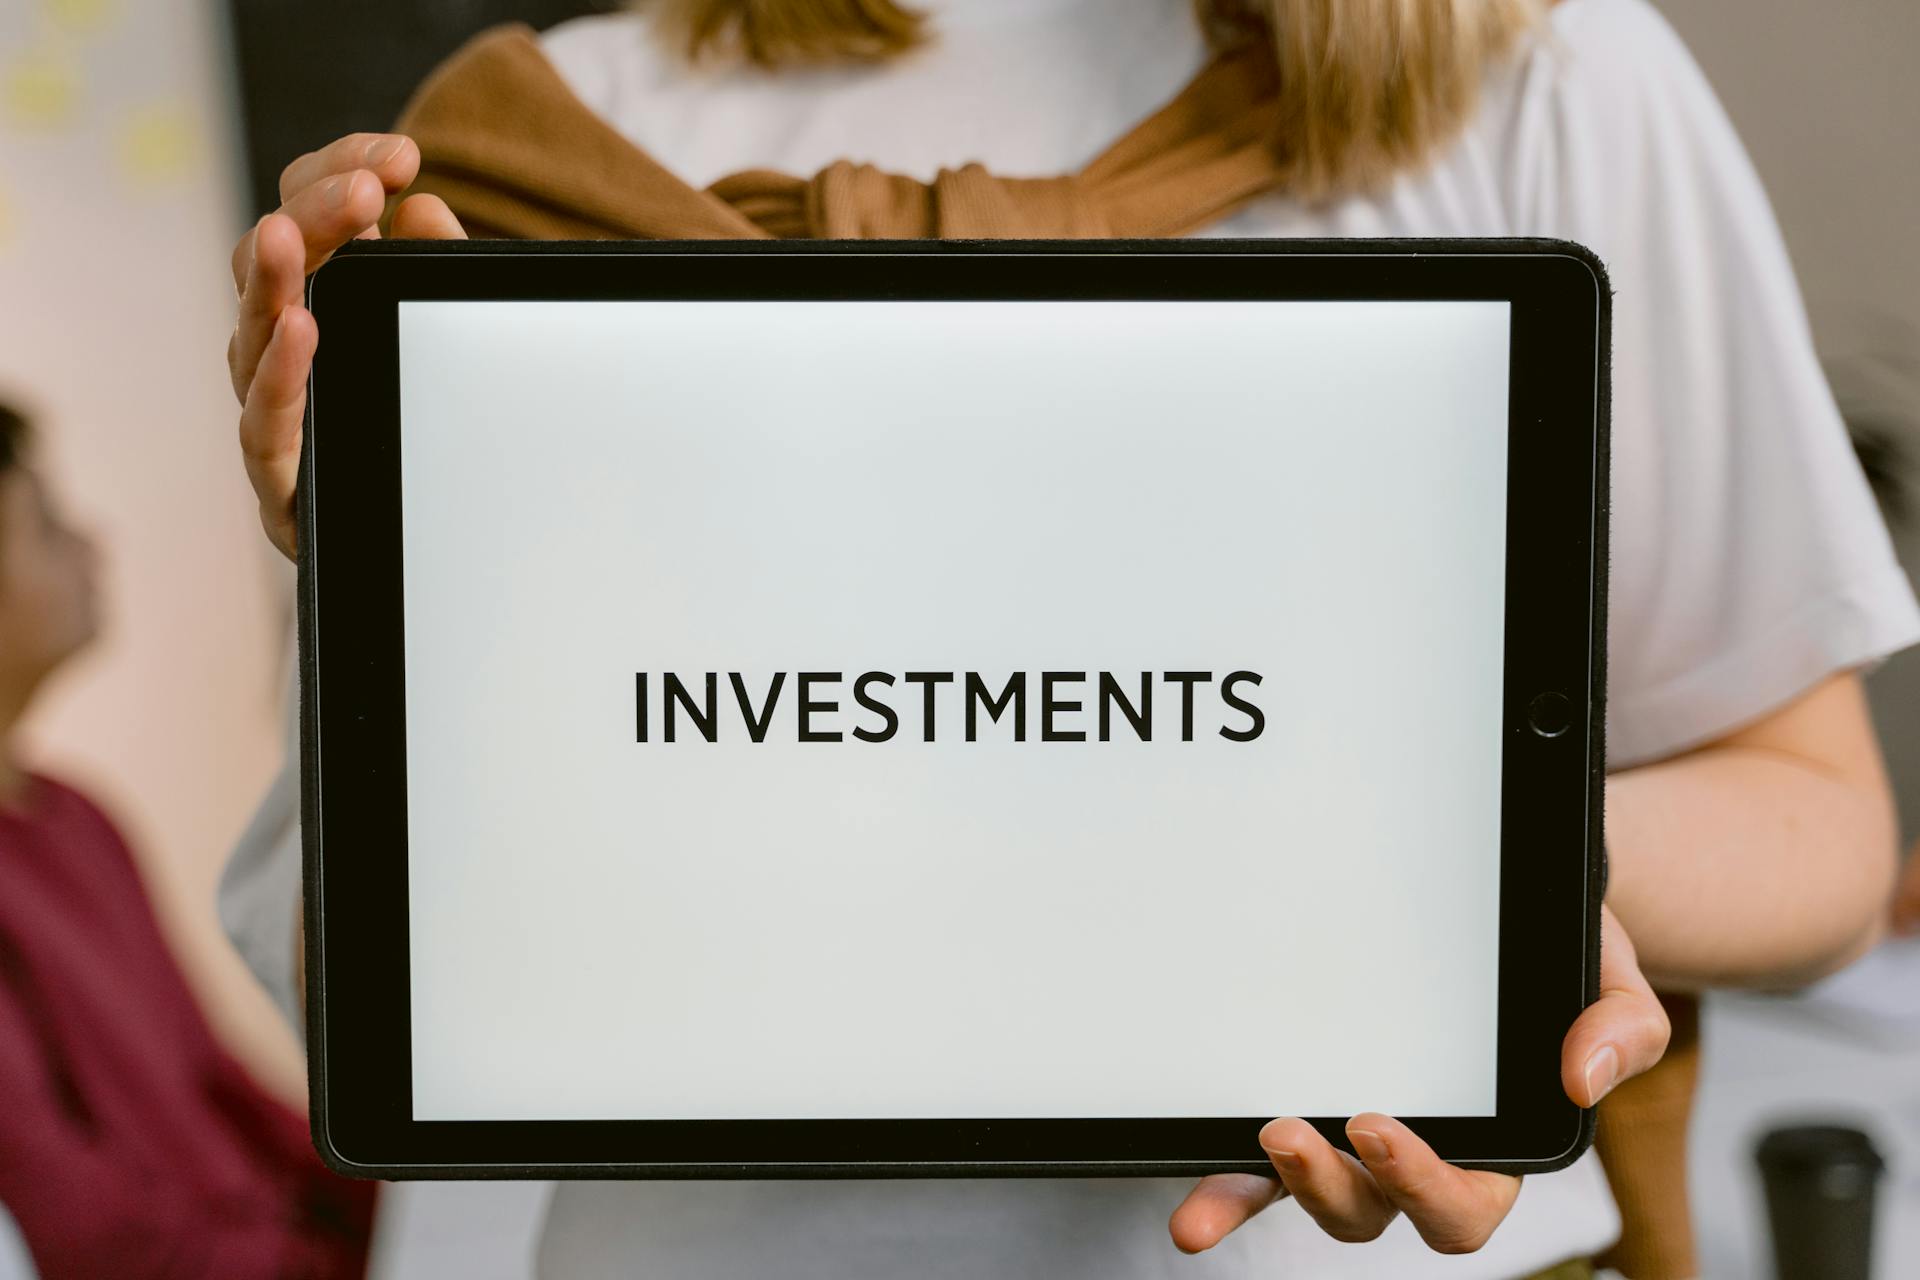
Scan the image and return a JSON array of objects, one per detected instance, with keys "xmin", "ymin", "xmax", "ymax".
[
  {"xmin": 0, "ymin": 402, "xmax": 375, "ymax": 1278},
  {"xmin": 221, "ymin": 1, "xmax": 1917, "ymax": 1276}
]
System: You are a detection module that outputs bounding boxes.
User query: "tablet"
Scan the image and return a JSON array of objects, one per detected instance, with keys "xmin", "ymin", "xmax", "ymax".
[{"xmin": 300, "ymin": 238, "xmax": 1609, "ymax": 1180}]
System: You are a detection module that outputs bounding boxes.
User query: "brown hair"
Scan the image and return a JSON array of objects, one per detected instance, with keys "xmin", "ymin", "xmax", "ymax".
[{"xmin": 640, "ymin": 0, "xmax": 1544, "ymax": 199}]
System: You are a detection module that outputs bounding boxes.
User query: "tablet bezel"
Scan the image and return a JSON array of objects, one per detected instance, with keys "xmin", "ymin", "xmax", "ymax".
[{"xmin": 301, "ymin": 238, "xmax": 1608, "ymax": 1180}]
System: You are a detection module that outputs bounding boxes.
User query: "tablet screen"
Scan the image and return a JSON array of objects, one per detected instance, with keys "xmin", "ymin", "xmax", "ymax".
[{"xmin": 395, "ymin": 299, "xmax": 1511, "ymax": 1124}]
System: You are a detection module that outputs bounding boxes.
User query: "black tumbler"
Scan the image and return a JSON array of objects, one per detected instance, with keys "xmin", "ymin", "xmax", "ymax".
[{"xmin": 1753, "ymin": 1124, "xmax": 1885, "ymax": 1280}]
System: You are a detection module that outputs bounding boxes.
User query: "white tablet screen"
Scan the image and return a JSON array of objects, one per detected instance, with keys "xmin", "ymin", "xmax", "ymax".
[{"xmin": 396, "ymin": 299, "xmax": 1511, "ymax": 1123}]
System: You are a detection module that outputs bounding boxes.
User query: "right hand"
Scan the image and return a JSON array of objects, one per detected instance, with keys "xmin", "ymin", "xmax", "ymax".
[
  {"xmin": 227, "ymin": 132, "xmax": 467, "ymax": 560},
  {"xmin": 1169, "ymin": 903, "xmax": 1668, "ymax": 1256}
]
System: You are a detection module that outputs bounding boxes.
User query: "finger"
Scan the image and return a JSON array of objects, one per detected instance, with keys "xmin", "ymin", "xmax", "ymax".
[
  {"xmin": 229, "ymin": 212, "xmax": 308, "ymax": 403},
  {"xmin": 239, "ymin": 304, "xmax": 317, "ymax": 560},
  {"xmin": 286, "ymin": 169, "xmax": 390, "ymax": 273},
  {"xmin": 230, "ymin": 166, "xmax": 388, "ymax": 293},
  {"xmin": 390, "ymin": 192, "xmax": 469, "ymax": 241},
  {"xmin": 1561, "ymin": 905, "xmax": 1670, "ymax": 1108},
  {"xmin": 1168, "ymin": 1173, "xmax": 1283, "ymax": 1254},
  {"xmin": 1345, "ymin": 1115, "xmax": 1521, "ymax": 1254},
  {"xmin": 278, "ymin": 132, "xmax": 419, "ymax": 206},
  {"xmin": 1258, "ymin": 1117, "xmax": 1396, "ymax": 1244},
  {"xmin": 233, "ymin": 135, "xmax": 414, "ymax": 289},
  {"xmin": 230, "ymin": 167, "xmax": 384, "ymax": 288}
]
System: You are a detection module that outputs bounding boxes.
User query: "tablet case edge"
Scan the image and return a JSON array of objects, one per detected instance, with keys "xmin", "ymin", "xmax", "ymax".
[{"xmin": 297, "ymin": 236, "xmax": 1611, "ymax": 1183}]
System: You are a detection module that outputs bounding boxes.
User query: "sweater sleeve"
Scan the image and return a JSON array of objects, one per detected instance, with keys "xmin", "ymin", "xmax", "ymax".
[{"xmin": 0, "ymin": 981, "xmax": 333, "ymax": 1280}]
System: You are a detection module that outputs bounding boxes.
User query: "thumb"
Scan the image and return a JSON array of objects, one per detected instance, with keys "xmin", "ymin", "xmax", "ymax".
[{"xmin": 1561, "ymin": 905, "xmax": 1670, "ymax": 1108}]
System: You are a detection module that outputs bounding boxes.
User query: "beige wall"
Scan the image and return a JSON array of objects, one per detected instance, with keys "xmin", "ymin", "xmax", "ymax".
[
  {"xmin": 0, "ymin": 0, "xmax": 302, "ymax": 1098},
  {"xmin": 1657, "ymin": 0, "xmax": 1920, "ymax": 834}
]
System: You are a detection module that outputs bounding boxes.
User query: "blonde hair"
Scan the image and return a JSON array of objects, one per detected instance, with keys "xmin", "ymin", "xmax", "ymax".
[{"xmin": 642, "ymin": 0, "xmax": 1544, "ymax": 199}]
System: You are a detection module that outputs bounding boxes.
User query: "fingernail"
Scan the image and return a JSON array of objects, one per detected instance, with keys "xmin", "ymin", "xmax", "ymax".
[
  {"xmin": 1257, "ymin": 1119, "xmax": 1298, "ymax": 1151},
  {"xmin": 365, "ymin": 136, "xmax": 403, "ymax": 166},
  {"xmin": 1348, "ymin": 1128, "xmax": 1389, "ymax": 1165},
  {"xmin": 1267, "ymin": 1147, "xmax": 1301, "ymax": 1171},
  {"xmin": 1583, "ymin": 1044, "xmax": 1622, "ymax": 1104},
  {"xmin": 325, "ymin": 174, "xmax": 353, "ymax": 209}
]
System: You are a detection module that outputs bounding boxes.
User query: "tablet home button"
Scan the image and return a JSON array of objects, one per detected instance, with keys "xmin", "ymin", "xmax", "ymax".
[{"xmin": 1528, "ymin": 692, "xmax": 1573, "ymax": 739}]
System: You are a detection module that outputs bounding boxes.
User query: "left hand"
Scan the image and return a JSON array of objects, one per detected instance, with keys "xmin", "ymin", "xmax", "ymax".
[{"xmin": 1168, "ymin": 904, "xmax": 1668, "ymax": 1255}]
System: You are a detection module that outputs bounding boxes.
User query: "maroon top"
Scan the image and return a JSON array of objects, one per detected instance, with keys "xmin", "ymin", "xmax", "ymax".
[{"xmin": 0, "ymin": 773, "xmax": 373, "ymax": 1279}]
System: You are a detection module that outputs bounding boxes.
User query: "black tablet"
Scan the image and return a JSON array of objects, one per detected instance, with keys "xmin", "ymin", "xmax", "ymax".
[{"xmin": 300, "ymin": 238, "xmax": 1608, "ymax": 1181}]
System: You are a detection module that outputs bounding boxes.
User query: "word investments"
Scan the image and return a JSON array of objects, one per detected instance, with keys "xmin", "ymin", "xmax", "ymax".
[{"xmin": 635, "ymin": 670, "xmax": 1266, "ymax": 744}]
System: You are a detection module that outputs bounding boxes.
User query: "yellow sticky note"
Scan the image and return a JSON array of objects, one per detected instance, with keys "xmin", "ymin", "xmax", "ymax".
[
  {"xmin": 47, "ymin": 0, "xmax": 115, "ymax": 33},
  {"xmin": 118, "ymin": 102, "xmax": 198, "ymax": 185},
  {"xmin": 4, "ymin": 52, "xmax": 78, "ymax": 128}
]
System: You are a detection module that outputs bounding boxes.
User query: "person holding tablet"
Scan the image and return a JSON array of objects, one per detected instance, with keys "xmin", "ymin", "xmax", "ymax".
[{"xmin": 219, "ymin": 0, "xmax": 1918, "ymax": 1276}]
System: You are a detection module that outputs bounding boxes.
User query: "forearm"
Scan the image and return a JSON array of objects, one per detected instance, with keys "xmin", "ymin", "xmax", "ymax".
[{"xmin": 1607, "ymin": 739, "xmax": 1897, "ymax": 991}]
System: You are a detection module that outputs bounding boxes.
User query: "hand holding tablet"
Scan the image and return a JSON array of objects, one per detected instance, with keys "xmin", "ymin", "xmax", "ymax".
[
  {"xmin": 226, "ymin": 182, "xmax": 1664, "ymax": 1250},
  {"xmin": 1172, "ymin": 904, "xmax": 1665, "ymax": 1253}
]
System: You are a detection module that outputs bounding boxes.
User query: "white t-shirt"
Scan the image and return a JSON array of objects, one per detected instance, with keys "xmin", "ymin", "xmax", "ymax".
[{"xmin": 217, "ymin": 0, "xmax": 1920, "ymax": 1276}]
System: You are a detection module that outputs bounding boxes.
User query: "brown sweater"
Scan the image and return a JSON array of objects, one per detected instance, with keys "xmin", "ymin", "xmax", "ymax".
[{"xmin": 392, "ymin": 23, "xmax": 1290, "ymax": 240}]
